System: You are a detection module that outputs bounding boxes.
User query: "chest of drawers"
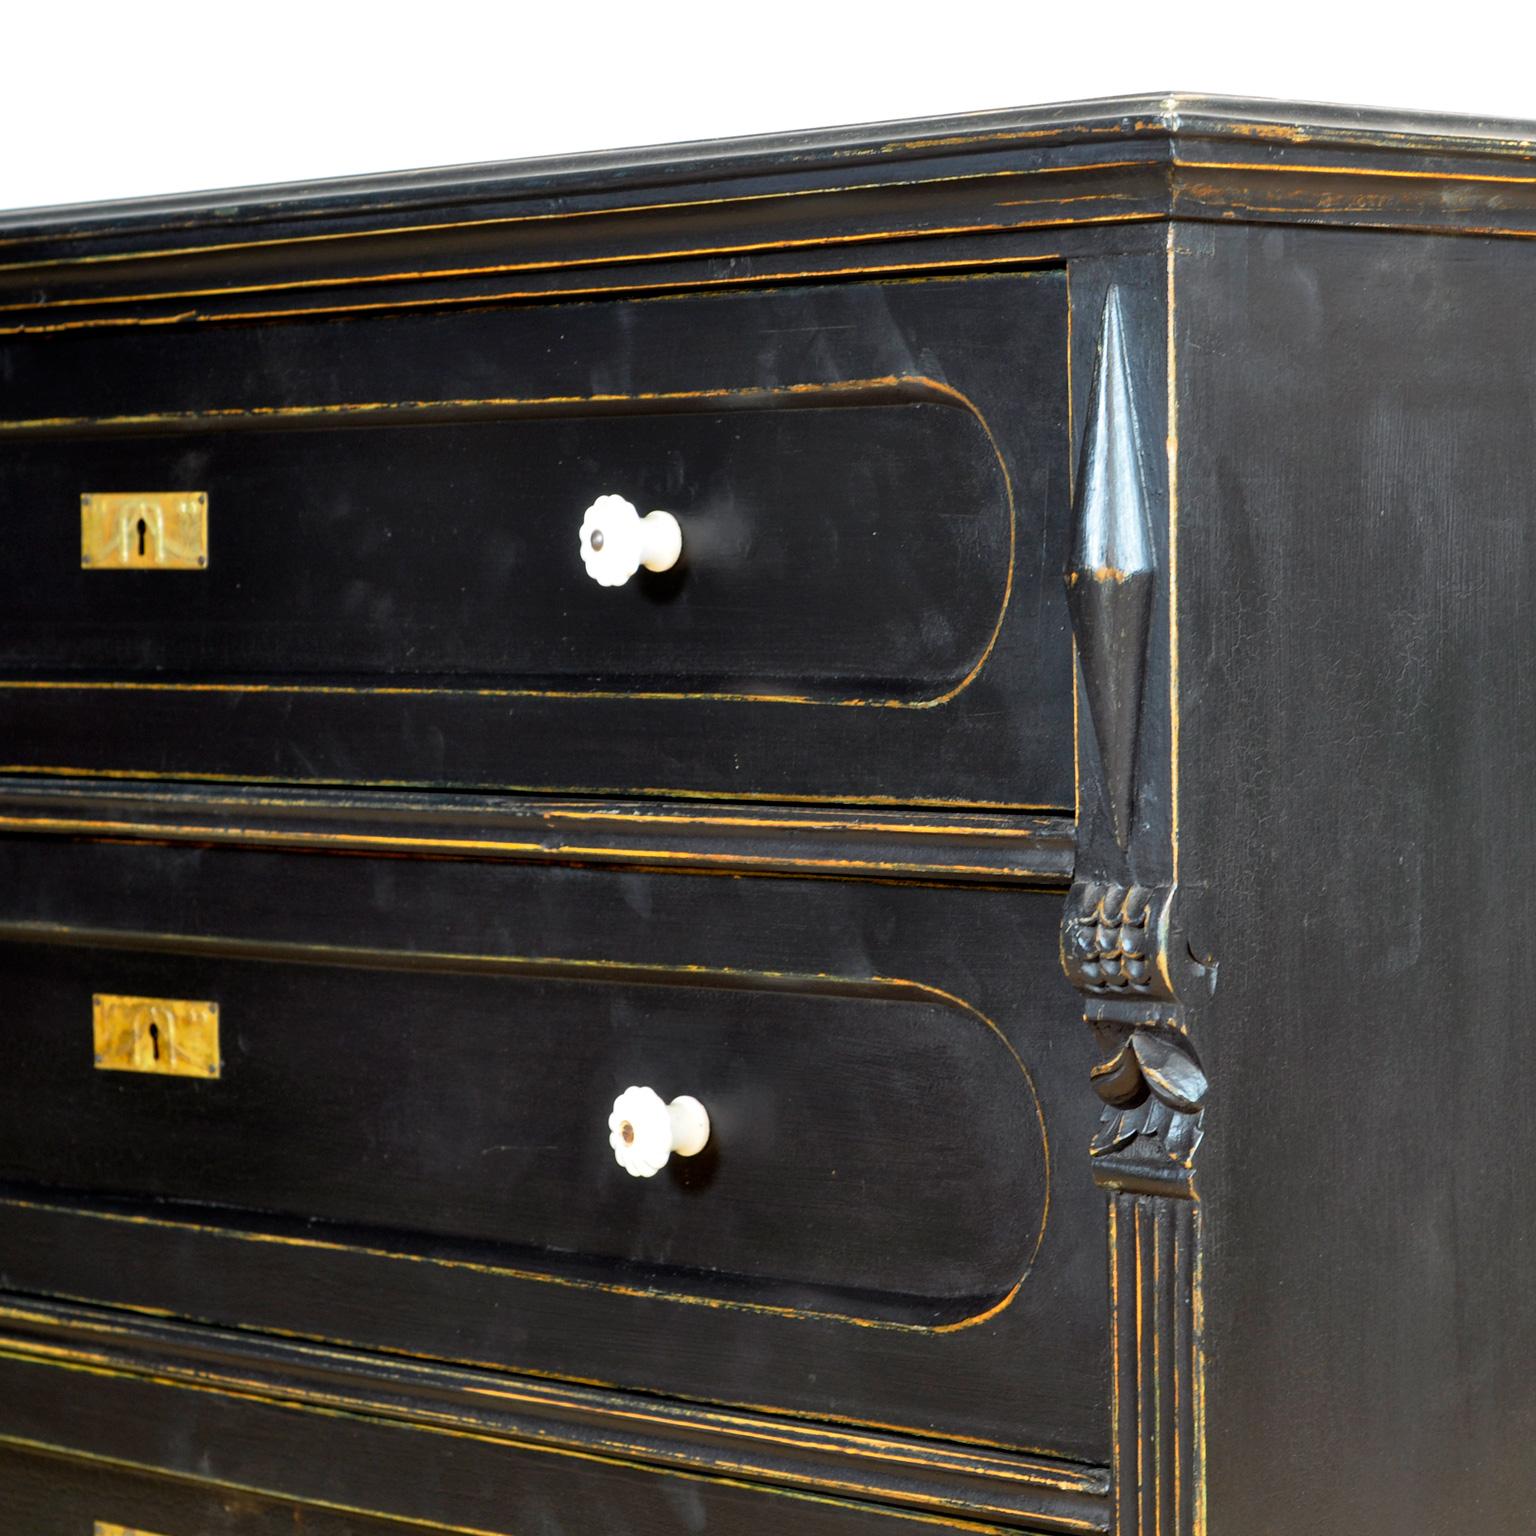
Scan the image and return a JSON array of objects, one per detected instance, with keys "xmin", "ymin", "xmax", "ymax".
[{"xmin": 3, "ymin": 94, "xmax": 1535, "ymax": 1536}]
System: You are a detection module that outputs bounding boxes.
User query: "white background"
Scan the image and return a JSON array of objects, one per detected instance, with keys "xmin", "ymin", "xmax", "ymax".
[{"xmin": 2, "ymin": 0, "xmax": 1531, "ymax": 212}]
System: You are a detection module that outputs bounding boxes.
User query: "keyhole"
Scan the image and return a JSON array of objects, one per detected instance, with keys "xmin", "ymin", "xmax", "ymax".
[
  {"xmin": 136, "ymin": 517, "xmax": 148, "ymax": 557},
  {"xmin": 148, "ymin": 1020, "xmax": 160, "ymax": 1062}
]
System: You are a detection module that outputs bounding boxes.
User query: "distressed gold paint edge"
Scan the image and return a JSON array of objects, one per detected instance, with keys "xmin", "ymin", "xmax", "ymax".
[
  {"xmin": 0, "ymin": 1294, "xmax": 1079, "ymax": 1466},
  {"xmin": 0, "ymin": 369, "xmax": 1017, "ymax": 717},
  {"xmin": 1112, "ymin": 1198, "xmax": 1124, "ymax": 1536},
  {"xmin": 1192, "ymin": 1202, "xmax": 1207, "ymax": 1536},
  {"xmin": 0, "ymin": 157, "xmax": 1153, "ymax": 275},
  {"xmin": 0, "ymin": 1420, "xmax": 1023, "ymax": 1536},
  {"xmin": 0, "ymin": 816, "xmax": 1063, "ymax": 883},
  {"xmin": 18, "ymin": 148, "xmax": 1536, "ymax": 330},
  {"xmin": 1066, "ymin": 264, "xmax": 1081, "ymax": 829},
  {"xmin": 1, "ymin": 1336, "xmax": 1110, "ymax": 1520},
  {"xmin": 1168, "ymin": 1207, "xmax": 1179, "ymax": 1536},
  {"xmin": 1179, "ymin": 209, "xmax": 1536, "ymax": 242},
  {"xmin": 0, "ymin": 940, "xmax": 1042, "ymax": 1337},
  {"xmin": 32, "ymin": 149, "xmax": 1536, "ymax": 326},
  {"xmin": 52, "ymin": 857, "xmax": 1048, "ymax": 899},
  {"xmin": 0, "ymin": 200, "xmax": 1152, "ymax": 317},
  {"xmin": 1172, "ymin": 154, "xmax": 1536, "ymax": 187},
  {"xmin": 1153, "ymin": 1202, "xmax": 1163, "ymax": 1536},
  {"xmin": 0, "ymin": 216, "xmax": 1155, "ymax": 336},
  {"xmin": 0, "ymin": 1140, "xmax": 1030, "ymax": 1340},
  {"xmin": 0, "ymin": 250, "xmax": 1081, "ymax": 339},
  {"xmin": 1134, "ymin": 1200, "xmax": 1148, "ymax": 1536},
  {"xmin": 6, "ymin": 1343, "xmax": 1109, "ymax": 1524},
  {"xmin": 516, "ymin": 806, "xmax": 1062, "ymax": 837},
  {"xmin": 0, "ymin": 1304, "xmax": 1108, "ymax": 1496},
  {"xmin": 0, "ymin": 765, "xmax": 1071, "ymax": 815},
  {"xmin": 0, "ymin": 805, "xmax": 1068, "ymax": 841},
  {"xmin": 2, "ymin": 375, "xmax": 965, "ymax": 435},
  {"xmin": 1166, "ymin": 223, "xmax": 1182, "ymax": 919},
  {"xmin": 1167, "ymin": 231, "xmax": 1204, "ymax": 1536},
  {"xmin": 874, "ymin": 974, "xmax": 1053, "ymax": 1325}
]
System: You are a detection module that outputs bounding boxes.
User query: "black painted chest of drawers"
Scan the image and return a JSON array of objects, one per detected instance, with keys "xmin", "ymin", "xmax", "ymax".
[{"xmin": 3, "ymin": 95, "xmax": 1535, "ymax": 1536}]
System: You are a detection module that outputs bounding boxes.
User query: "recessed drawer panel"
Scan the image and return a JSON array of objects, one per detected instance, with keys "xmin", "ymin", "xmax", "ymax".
[
  {"xmin": 0, "ymin": 274, "xmax": 1071, "ymax": 808},
  {"xmin": 0, "ymin": 831, "xmax": 1107, "ymax": 1461},
  {"xmin": 6, "ymin": 950, "xmax": 1045, "ymax": 1327}
]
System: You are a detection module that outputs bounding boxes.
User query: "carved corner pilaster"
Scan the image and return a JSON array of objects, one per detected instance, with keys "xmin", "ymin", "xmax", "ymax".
[
  {"xmin": 1109, "ymin": 1187, "xmax": 1205, "ymax": 1536},
  {"xmin": 1063, "ymin": 284, "xmax": 1212, "ymax": 1197},
  {"xmin": 1062, "ymin": 280, "xmax": 1209, "ymax": 1536}
]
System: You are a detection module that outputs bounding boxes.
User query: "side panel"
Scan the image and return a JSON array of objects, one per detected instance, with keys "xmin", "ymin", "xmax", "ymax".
[{"xmin": 1176, "ymin": 223, "xmax": 1536, "ymax": 1534}]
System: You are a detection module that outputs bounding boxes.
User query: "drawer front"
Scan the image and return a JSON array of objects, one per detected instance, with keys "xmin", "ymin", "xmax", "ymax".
[
  {"xmin": 0, "ymin": 1391, "xmax": 974, "ymax": 1536},
  {"xmin": 1, "ymin": 1446, "xmax": 415, "ymax": 1536},
  {"xmin": 0, "ymin": 833, "xmax": 1107, "ymax": 1461},
  {"xmin": 0, "ymin": 273, "xmax": 1071, "ymax": 808},
  {"xmin": 8, "ymin": 953, "xmax": 1044, "ymax": 1324}
]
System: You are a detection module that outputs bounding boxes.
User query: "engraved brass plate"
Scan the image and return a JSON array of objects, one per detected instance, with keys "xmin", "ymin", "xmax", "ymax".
[
  {"xmin": 93, "ymin": 994, "xmax": 221, "ymax": 1078},
  {"xmin": 97, "ymin": 1525, "xmax": 167, "ymax": 1536},
  {"xmin": 81, "ymin": 491, "xmax": 208, "ymax": 569}
]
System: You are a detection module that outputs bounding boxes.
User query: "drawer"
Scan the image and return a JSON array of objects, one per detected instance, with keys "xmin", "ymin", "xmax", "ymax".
[
  {"xmin": 0, "ymin": 829, "xmax": 1107, "ymax": 1461},
  {"xmin": 0, "ymin": 1343, "xmax": 1108, "ymax": 1535},
  {"xmin": 1, "ymin": 1445, "xmax": 420, "ymax": 1536},
  {"xmin": 0, "ymin": 272, "xmax": 1070, "ymax": 809}
]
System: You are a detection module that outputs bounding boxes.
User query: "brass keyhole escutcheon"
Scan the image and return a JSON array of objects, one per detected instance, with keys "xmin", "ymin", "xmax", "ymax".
[
  {"xmin": 93, "ymin": 995, "xmax": 221, "ymax": 1078},
  {"xmin": 81, "ymin": 491, "xmax": 208, "ymax": 569}
]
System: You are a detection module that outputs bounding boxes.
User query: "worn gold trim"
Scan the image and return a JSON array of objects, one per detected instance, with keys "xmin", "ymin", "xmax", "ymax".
[
  {"xmin": 1167, "ymin": 226, "xmax": 1181, "ymax": 886},
  {"xmin": 0, "ymin": 248, "xmax": 1088, "ymax": 337},
  {"xmin": 0, "ymin": 159, "xmax": 1149, "ymax": 309},
  {"xmin": 0, "ymin": 1192, "xmax": 1024, "ymax": 1336},
  {"xmin": 1172, "ymin": 155, "xmax": 1536, "ymax": 187},
  {"xmin": 0, "ymin": 1422, "xmax": 1025, "ymax": 1536},
  {"xmin": 4, "ymin": 1300, "xmax": 1106, "ymax": 1484},
  {"xmin": 1066, "ymin": 263, "xmax": 1081, "ymax": 827},
  {"xmin": 0, "ymin": 763, "xmax": 1068, "ymax": 813},
  {"xmin": 0, "ymin": 1301, "xmax": 1110, "ymax": 1530},
  {"xmin": 0, "ymin": 814, "xmax": 1060, "ymax": 884},
  {"xmin": 0, "ymin": 159, "xmax": 1148, "ymax": 273},
  {"xmin": 0, "ymin": 209, "xmax": 1141, "ymax": 317},
  {"xmin": 0, "ymin": 1300, "xmax": 1070, "ymax": 1461}
]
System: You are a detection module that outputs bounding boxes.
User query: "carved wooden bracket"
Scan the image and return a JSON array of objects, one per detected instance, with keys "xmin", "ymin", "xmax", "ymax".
[{"xmin": 1062, "ymin": 879, "xmax": 1213, "ymax": 1191}]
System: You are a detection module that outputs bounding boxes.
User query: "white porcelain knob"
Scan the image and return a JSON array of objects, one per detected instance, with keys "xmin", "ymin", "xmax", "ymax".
[
  {"xmin": 608, "ymin": 1085, "xmax": 710, "ymax": 1177},
  {"xmin": 579, "ymin": 494, "xmax": 683, "ymax": 586}
]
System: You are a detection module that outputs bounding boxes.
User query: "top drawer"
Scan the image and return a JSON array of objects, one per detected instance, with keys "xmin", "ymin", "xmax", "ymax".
[{"xmin": 0, "ymin": 272, "xmax": 1071, "ymax": 808}]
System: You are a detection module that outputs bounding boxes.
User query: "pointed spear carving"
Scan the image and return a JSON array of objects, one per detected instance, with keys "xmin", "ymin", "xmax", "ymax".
[{"xmin": 1066, "ymin": 286, "xmax": 1156, "ymax": 850}]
